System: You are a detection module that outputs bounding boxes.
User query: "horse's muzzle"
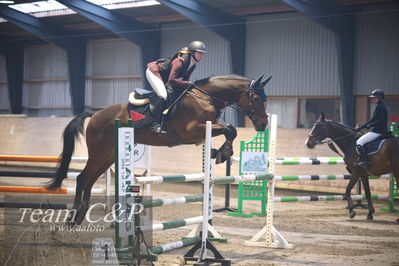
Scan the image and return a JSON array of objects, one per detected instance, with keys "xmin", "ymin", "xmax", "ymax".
[
  {"xmin": 253, "ymin": 117, "xmax": 268, "ymax": 131},
  {"xmin": 305, "ymin": 137, "xmax": 316, "ymax": 149}
]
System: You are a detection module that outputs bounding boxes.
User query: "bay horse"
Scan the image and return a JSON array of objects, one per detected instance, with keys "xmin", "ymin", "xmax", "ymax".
[
  {"xmin": 48, "ymin": 74, "xmax": 270, "ymax": 224},
  {"xmin": 305, "ymin": 113, "xmax": 399, "ymax": 222}
]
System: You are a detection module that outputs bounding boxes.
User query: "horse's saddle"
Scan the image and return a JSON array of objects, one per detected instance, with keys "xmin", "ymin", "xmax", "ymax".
[
  {"xmin": 356, "ymin": 132, "xmax": 394, "ymax": 156},
  {"xmin": 128, "ymin": 88, "xmax": 155, "ymax": 106},
  {"xmin": 357, "ymin": 139, "xmax": 385, "ymax": 156},
  {"xmin": 126, "ymin": 88, "xmax": 178, "ymax": 131}
]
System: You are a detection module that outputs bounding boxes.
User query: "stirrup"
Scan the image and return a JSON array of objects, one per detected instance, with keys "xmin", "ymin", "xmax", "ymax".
[
  {"xmin": 150, "ymin": 124, "xmax": 167, "ymax": 135},
  {"xmin": 354, "ymin": 161, "xmax": 368, "ymax": 167}
]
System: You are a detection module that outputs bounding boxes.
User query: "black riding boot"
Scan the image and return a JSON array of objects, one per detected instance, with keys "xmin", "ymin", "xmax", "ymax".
[
  {"xmin": 355, "ymin": 144, "xmax": 368, "ymax": 167},
  {"xmin": 149, "ymin": 96, "xmax": 167, "ymax": 134}
]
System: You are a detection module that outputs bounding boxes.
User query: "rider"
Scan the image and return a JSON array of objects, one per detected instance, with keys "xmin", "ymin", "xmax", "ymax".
[
  {"xmin": 146, "ymin": 41, "xmax": 207, "ymax": 134},
  {"xmin": 355, "ymin": 89, "xmax": 388, "ymax": 167}
]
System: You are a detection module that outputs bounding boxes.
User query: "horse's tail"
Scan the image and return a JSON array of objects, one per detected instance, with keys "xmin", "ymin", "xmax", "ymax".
[{"xmin": 47, "ymin": 112, "xmax": 94, "ymax": 190}]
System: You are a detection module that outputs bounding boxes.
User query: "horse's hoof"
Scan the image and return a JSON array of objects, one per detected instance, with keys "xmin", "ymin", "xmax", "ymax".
[
  {"xmin": 396, "ymin": 218, "xmax": 399, "ymax": 224},
  {"xmin": 65, "ymin": 220, "xmax": 76, "ymax": 227},
  {"xmin": 211, "ymin": 149, "xmax": 218, "ymax": 159},
  {"xmin": 367, "ymin": 214, "xmax": 373, "ymax": 220},
  {"xmin": 349, "ymin": 211, "xmax": 356, "ymax": 219},
  {"xmin": 222, "ymin": 148, "xmax": 233, "ymax": 159},
  {"xmin": 215, "ymin": 152, "xmax": 226, "ymax": 164}
]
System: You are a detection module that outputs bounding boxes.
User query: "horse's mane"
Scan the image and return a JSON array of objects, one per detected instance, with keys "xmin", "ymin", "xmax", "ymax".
[
  {"xmin": 330, "ymin": 120, "xmax": 356, "ymax": 131},
  {"xmin": 194, "ymin": 75, "xmax": 249, "ymax": 87}
]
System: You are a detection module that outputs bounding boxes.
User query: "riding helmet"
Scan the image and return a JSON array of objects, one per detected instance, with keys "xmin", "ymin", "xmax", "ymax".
[
  {"xmin": 369, "ymin": 89, "xmax": 385, "ymax": 99},
  {"xmin": 187, "ymin": 41, "xmax": 207, "ymax": 53}
]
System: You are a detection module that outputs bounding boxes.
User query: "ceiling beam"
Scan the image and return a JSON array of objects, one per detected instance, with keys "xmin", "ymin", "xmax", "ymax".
[
  {"xmin": 157, "ymin": 0, "xmax": 246, "ymax": 126},
  {"xmin": 0, "ymin": 7, "xmax": 74, "ymax": 49},
  {"xmin": 56, "ymin": 0, "xmax": 161, "ymax": 90},
  {"xmin": 0, "ymin": 43, "xmax": 24, "ymax": 114},
  {"xmin": 158, "ymin": 0, "xmax": 244, "ymax": 40},
  {"xmin": 157, "ymin": 0, "xmax": 246, "ymax": 75},
  {"xmin": 0, "ymin": 7, "xmax": 87, "ymax": 114}
]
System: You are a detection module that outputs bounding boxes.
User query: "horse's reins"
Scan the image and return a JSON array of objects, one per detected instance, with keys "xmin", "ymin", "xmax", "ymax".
[
  {"xmin": 309, "ymin": 121, "xmax": 358, "ymax": 157},
  {"xmin": 312, "ymin": 132, "xmax": 357, "ymax": 145},
  {"xmin": 189, "ymin": 84, "xmax": 263, "ymax": 118}
]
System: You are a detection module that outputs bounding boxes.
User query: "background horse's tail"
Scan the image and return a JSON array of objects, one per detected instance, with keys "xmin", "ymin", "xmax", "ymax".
[{"xmin": 47, "ymin": 112, "xmax": 93, "ymax": 190}]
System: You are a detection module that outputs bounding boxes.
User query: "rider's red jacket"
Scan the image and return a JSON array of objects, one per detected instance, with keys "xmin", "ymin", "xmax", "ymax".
[{"xmin": 147, "ymin": 53, "xmax": 196, "ymax": 90}]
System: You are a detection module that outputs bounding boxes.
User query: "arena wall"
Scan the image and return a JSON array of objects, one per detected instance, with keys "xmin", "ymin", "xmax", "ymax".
[{"xmin": 0, "ymin": 116, "xmax": 389, "ymax": 194}]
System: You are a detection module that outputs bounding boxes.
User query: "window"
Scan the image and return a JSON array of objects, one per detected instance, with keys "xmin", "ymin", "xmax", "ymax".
[{"xmin": 298, "ymin": 98, "xmax": 340, "ymax": 128}]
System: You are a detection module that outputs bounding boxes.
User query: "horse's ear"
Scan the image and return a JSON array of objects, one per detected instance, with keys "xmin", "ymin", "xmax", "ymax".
[
  {"xmin": 320, "ymin": 112, "xmax": 326, "ymax": 122},
  {"xmin": 252, "ymin": 74, "xmax": 264, "ymax": 88},
  {"xmin": 261, "ymin": 76, "xmax": 272, "ymax": 88}
]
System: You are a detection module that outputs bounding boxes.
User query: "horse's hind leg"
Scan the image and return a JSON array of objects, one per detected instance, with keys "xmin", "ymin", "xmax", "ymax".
[
  {"xmin": 75, "ymin": 158, "xmax": 114, "ymax": 225},
  {"xmin": 361, "ymin": 175, "xmax": 375, "ymax": 220},
  {"xmin": 68, "ymin": 172, "xmax": 86, "ymax": 224},
  {"xmin": 68, "ymin": 160, "xmax": 100, "ymax": 225}
]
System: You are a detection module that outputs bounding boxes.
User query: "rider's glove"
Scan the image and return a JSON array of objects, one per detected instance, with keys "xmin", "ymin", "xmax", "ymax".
[
  {"xmin": 187, "ymin": 82, "xmax": 196, "ymax": 90},
  {"xmin": 355, "ymin": 124, "xmax": 367, "ymax": 132}
]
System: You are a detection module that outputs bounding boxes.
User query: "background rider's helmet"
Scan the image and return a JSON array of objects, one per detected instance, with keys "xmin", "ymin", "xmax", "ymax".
[
  {"xmin": 369, "ymin": 89, "xmax": 385, "ymax": 99},
  {"xmin": 187, "ymin": 41, "xmax": 207, "ymax": 53}
]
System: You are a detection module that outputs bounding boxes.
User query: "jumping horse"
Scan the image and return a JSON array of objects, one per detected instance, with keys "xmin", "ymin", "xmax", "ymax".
[
  {"xmin": 306, "ymin": 113, "xmax": 399, "ymax": 223},
  {"xmin": 48, "ymin": 74, "xmax": 270, "ymax": 224}
]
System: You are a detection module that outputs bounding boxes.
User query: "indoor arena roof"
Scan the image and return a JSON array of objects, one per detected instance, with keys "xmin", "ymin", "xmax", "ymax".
[{"xmin": 0, "ymin": 0, "xmax": 397, "ymax": 44}]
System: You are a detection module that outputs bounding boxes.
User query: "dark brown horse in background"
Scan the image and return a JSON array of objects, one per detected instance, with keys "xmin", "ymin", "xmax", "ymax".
[
  {"xmin": 48, "ymin": 74, "xmax": 270, "ymax": 224},
  {"xmin": 306, "ymin": 113, "xmax": 399, "ymax": 223}
]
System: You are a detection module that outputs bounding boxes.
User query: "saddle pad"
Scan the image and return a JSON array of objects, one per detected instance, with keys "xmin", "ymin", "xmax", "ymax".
[
  {"xmin": 127, "ymin": 103, "xmax": 154, "ymax": 129},
  {"xmin": 356, "ymin": 139, "xmax": 386, "ymax": 156}
]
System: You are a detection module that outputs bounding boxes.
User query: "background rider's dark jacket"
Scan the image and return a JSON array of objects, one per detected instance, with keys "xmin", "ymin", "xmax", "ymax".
[
  {"xmin": 147, "ymin": 53, "xmax": 195, "ymax": 91},
  {"xmin": 364, "ymin": 101, "xmax": 388, "ymax": 134}
]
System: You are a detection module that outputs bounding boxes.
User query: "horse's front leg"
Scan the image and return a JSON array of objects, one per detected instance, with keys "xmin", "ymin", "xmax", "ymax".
[
  {"xmin": 360, "ymin": 175, "xmax": 375, "ymax": 220},
  {"xmin": 344, "ymin": 174, "xmax": 360, "ymax": 219},
  {"xmin": 210, "ymin": 124, "xmax": 237, "ymax": 164}
]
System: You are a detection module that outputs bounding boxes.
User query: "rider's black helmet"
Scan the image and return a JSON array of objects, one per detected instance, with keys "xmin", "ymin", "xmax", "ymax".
[
  {"xmin": 187, "ymin": 41, "xmax": 207, "ymax": 53},
  {"xmin": 369, "ymin": 89, "xmax": 385, "ymax": 99}
]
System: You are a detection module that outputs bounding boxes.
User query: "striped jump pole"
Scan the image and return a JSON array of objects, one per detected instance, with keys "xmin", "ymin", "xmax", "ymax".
[
  {"xmin": 150, "ymin": 237, "xmax": 201, "ymax": 255},
  {"xmin": 213, "ymin": 173, "xmax": 274, "ymax": 185},
  {"xmin": 0, "ymin": 202, "xmax": 72, "ymax": 209},
  {"xmin": 0, "ymin": 155, "xmax": 87, "ymax": 163},
  {"xmin": 0, "ymin": 155, "xmax": 111, "ymax": 199},
  {"xmin": 273, "ymin": 194, "xmax": 389, "ymax": 202},
  {"xmin": 0, "ymin": 186, "xmax": 104, "ymax": 194},
  {"xmin": 273, "ymin": 174, "xmax": 391, "ymax": 181},
  {"xmin": 141, "ymin": 216, "xmax": 203, "ymax": 233},
  {"xmin": 0, "ymin": 170, "xmax": 79, "ymax": 178},
  {"xmin": 142, "ymin": 194, "xmax": 203, "ymax": 208},
  {"xmin": 275, "ymin": 157, "xmax": 344, "ymax": 165},
  {"xmin": 136, "ymin": 173, "xmax": 205, "ymax": 184}
]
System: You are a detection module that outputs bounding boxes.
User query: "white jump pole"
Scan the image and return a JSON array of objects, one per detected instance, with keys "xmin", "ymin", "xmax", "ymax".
[
  {"xmin": 199, "ymin": 121, "xmax": 213, "ymax": 259},
  {"xmin": 245, "ymin": 114, "xmax": 292, "ymax": 248},
  {"xmin": 105, "ymin": 168, "xmax": 111, "ymax": 212}
]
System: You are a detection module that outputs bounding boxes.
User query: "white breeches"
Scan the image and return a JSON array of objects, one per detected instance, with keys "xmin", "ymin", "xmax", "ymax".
[
  {"xmin": 356, "ymin": 132, "xmax": 381, "ymax": 146},
  {"xmin": 146, "ymin": 68, "xmax": 168, "ymax": 100}
]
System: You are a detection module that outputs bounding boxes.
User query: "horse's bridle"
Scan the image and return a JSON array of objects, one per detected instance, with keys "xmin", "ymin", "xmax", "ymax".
[
  {"xmin": 245, "ymin": 91, "xmax": 268, "ymax": 120},
  {"xmin": 309, "ymin": 121, "xmax": 357, "ymax": 145},
  {"xmin": 190, "ymin": 84, "xmax": 268, "ymax": 119},
  {"xmin": 308, "ymin": 121, "xmax": 358, "ymax": 158}
]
